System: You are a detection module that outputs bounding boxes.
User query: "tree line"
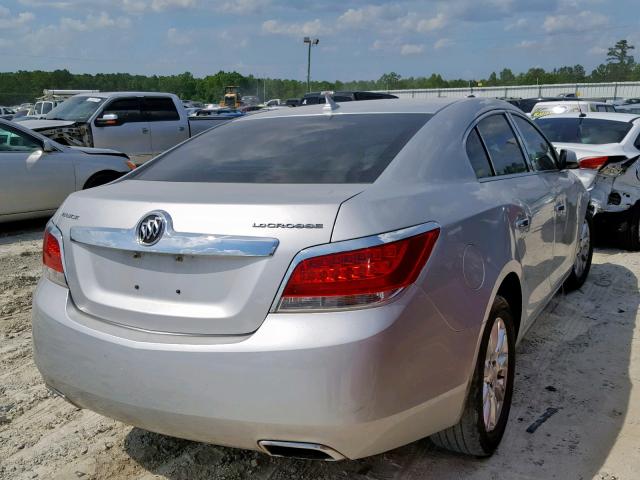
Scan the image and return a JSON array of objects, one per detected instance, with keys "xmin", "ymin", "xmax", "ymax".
[{"xmin": 0, "ymin": 40, "xmax": 637, "ymax": 105}]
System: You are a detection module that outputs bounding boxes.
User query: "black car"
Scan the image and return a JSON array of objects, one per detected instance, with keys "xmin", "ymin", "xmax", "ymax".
[{"xmin": 300, "ymin": 91, "xmax": 398, "ymax": 106}]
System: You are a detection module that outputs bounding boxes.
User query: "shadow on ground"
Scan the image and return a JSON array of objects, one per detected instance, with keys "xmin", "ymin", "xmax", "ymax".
[{"xmin": 116, "ymin": 257, "xmax": 637, "ymax": 479}]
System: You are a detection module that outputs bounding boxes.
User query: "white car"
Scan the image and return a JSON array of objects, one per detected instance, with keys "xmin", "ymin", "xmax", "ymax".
[
  {"xmin": 530, "ymin": 100, "xmax": 616, "ymax": 119},
  {"xmin": 0, "ymin": 118, "xmax": 134, "ymax": 223},
  {"xmin": 535, "ymin": 112, "xmax": 640, "ymax": 249}
]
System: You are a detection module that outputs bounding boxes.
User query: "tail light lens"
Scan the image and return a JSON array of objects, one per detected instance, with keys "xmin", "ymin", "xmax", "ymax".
[
  {"xmin": 579, "ymin": 156, "xmax": 609, "ymax": 169},
  {"xmin": 43, "ymin": 223, "xmax": 67, "ymax": 287},
  {"xmin": 277, "ymin": 228, "xmax": 439, "ymax": 312}
]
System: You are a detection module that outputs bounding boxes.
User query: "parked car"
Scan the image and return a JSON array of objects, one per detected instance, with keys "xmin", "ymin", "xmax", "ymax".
[
  {"xmin": 300, "ymin": 90, "xmax": 398, "ymax": 105},
  {"xmin": 535, "ymin": 112, "xmax": 640, "ymax": 249},
  {"xmin": 11, "ymin": 108, "xmax": 30, "ymax": 120},
  {"xmin": 0, "ymin": 106, "xmax": 16, "ymax": 120},
  {"xmin": 264, "ymin": 98, "xmax": 283, "ymax": 107},
  {"xmin": 530, "ymin": 100, "xmax": 616, "ymax": 119},
  {"xmin": 507, "ymin": 97, "xmax": 560, "ymax": 113},
  {"xmin": 29, "ymin": 99, "xmax": 65, "ymax": 118},
  {"xmin": 18, "ymin": 92, "xmax": 225, "ymax": 164},
  {"xmin": 614, "ymin": 104, "xmax": 640, "ymax": 114},
  {"xmin": 33, "ymin": 98, "xmax": 591, "ymax": 461},
  {"xmin": 191, "ymin": 108, "xmax": 245, "ymax": 119},
  {"xmin": 242, "ymin": 95, "xmax": 260, "ymax": 106},
  {"xmin": 0, "ymin": 119, "xmax": 133, "ymax": 223},
  {"xmin": 285, "ymin": 98, "xmax": 300, "ymax": 107}
]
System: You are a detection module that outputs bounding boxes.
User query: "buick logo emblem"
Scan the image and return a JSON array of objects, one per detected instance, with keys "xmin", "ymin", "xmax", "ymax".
[{"xmin": 137, "ymin": 213, "xmax": 165, "ymax": 246}]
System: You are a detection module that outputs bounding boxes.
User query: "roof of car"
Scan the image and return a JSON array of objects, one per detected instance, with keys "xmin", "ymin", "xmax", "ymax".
[
  {"xmin": 533, "ymin": 100, "xmax": 609, "ymax": 107},
  {"xmin": 72, "ymin": 92, "xmax": 180, "ymax": 99},
  {"xmin": 534, "ymin": 112, "xmax": 640, "ymax": 122},
  {"xmin": 237, "ymin": 97, "xmax": 514, "ymax": 119}
]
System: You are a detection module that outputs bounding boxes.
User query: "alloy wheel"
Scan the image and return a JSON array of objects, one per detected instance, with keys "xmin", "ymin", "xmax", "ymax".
[
  {"xmin": 574, "ymin": 218, "xmax": 591, "ymax": 278},
  {"xmin": 483, "ymin": 317, "xmax": 509, "ymax": 432}
]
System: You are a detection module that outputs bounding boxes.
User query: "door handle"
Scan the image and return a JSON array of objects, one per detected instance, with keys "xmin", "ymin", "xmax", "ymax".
[
  {"xmin": 555, "ymin": 203, "xmax": 566, "ymax": 213},
  {"xmin": 515, "ymin": 217, "xmax": 530, "ymax": 231},
  {"xmin": 142, "ymin": 128, "xmax": 149, "ymax": 134},
  {"xmin": 178, "ymin": 126, "xmax": 185, "ymax": 132}
]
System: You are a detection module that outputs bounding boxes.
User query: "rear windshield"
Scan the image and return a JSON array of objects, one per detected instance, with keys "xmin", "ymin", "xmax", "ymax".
[
  {"xmin": 130, "ymin": 113, "xmax": 431, "ymax": 183},
  {"xmin": 535, "ymin": 118, "xmax": 634, "ymax": 145}
]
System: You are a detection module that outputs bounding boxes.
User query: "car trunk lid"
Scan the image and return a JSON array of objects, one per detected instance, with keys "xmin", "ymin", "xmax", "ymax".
[{"xmin": 59, "ymin": 180, "xmax": 363, "ymax": 335}]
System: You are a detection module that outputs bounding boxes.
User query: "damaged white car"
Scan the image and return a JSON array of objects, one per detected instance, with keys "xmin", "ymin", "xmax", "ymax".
[{"xmin": 536, "ymin": 112, "xmax": 640, "ymax": 249}]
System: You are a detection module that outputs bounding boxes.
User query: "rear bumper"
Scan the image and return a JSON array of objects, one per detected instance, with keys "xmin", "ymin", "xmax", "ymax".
[{"xmin": 32, "ymin": 278, "xmax": 477, "ymax": 460}]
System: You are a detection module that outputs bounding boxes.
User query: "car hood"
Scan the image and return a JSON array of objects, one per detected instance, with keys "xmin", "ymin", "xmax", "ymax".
[
  {"xmin": 17, "ymin": 119, "xmax": 77, "ymax": 130},
  {"xmin": 69, "ymin": 146, "xmax": 127, "ymax": 157}
]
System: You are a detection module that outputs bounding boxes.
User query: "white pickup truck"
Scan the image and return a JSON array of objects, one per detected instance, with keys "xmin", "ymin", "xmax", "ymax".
[{"xmin": 18, "ymin": 92, "xmax": 231, "ymax": 164}]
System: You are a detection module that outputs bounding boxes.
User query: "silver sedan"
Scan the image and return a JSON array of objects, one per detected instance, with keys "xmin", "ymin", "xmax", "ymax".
[
  {"xmin": 32, "ymin": 97, "xmax": 592, "ymax": 460},
  {"xmin": 0, "ymin": 119, "xmax": 133, "ymax": 223}
]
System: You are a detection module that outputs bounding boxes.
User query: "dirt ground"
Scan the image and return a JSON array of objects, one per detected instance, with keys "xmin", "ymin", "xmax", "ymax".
[{"xmin": 1, "ymin": 219, "xmax": 639, "ymax": 480}]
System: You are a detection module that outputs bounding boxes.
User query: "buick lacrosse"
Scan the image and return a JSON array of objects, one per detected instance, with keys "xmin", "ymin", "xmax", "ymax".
[{"xmin": 33, "ymin": 97, "xmax": 592, "ymax": 460}]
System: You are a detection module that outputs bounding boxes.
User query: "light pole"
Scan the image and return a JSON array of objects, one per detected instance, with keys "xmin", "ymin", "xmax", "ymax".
[{"xmin": 303, "ymin": 36, "xmax": 319, "ymax": 93}]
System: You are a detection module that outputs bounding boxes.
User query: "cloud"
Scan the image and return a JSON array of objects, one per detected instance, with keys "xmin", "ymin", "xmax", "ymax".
[
  {"xmin": 588, "ymin": 45, "xmax": 607, "ymax": 55},
  {"xmin": 337, "ymin": 4, "xmax": 404, "ymax": 29},
  {"xmin": 262, "ymin": 19, "xmax": 328, "ymax": 36},
  {"xmin": 217, "ymin": 0, "xmax": 270, "ymax": 15},
  {"xmin": 122, "ymin": 0, "xmax": 147, "ymax": 13},
  {"xmin": 59, "ymin": 12, "xmax": 131, "ymax": 31},
  {"xmin": 167, "ymin": 27, "xmax": 191, "ymax": 45},
  {"xmin": 543, "ymin": 10, "xmax": 608, "ymax": 32},
  {"xmin": 434, "ymin": 38, "xmax": 453, "ymax": 49},
  {"xmin": 150, "ymin": 0, "xmax": 197, "ymax": 11},
  {"xmin": 505, "ymin": 17, "xmax": 528, "ymax": 30},
  {"xmin": 400, "ymin": 43, "xmax": 425, "ymax": 55},
  {"xmin": 0, "ymin": 9, "xmax": 35, "ymax": 29},
  {"xmin": 516, "ymin": 39, "xmax": 538, "ymax": 48},
  {"xmin": 416, "ymin": 13, "xmax": 447, "ymax": 32}
]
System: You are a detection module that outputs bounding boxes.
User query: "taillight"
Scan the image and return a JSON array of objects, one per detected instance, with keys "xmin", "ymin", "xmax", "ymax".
[
  {"xmin": 579, "ymin": 156, "xmax": 608, "ymax": 170},
  {"xmin": 277, "ymin": 227, "xmax": 440, "ymax": 312},
  {"xmin": 43, "ymin": 223, "xmax": 67, "ymax": 287}
]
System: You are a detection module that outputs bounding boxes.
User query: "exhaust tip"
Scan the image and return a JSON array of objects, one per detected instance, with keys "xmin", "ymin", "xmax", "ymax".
[{"xmin": 258, "ymin": 440, "xmax": 345, "ymax": 461}]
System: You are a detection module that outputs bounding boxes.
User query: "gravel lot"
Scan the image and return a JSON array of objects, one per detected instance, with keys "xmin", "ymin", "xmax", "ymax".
[{"xmin": 1, "ymin": 219, "xmax": 639, "ymax": 480}]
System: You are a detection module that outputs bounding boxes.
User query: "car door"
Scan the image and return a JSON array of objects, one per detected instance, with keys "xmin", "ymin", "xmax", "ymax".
[
  {"xmin": 0, "ymin": 124, "xmax": 75, "ymax": 216},
  {"xmin": 475, "ymin": 113, "xmax": 556, "ymax": 325},
  {"xmin": 510, "ymin": 114, "xmax": 579, "ymax": 289},
  {"xmin": 142, "ymin": 97, "xmax": 188, "ymax": 156},
  {"xmin": 92, "ymin": 97, "xmax": 152, "ymax": 164}
]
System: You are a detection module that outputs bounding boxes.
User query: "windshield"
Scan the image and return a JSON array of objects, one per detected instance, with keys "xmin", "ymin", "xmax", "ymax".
[
  {"xmin": 535, "ymin": 118, "xmax": 634, "ymax": 145},
  {"xmin": 129, "ymin": 113, "xmax": 431, "ymax": 184},
  {"xmin": 45, "ymin": 96, "xmax": 106, "ymax": 121}
]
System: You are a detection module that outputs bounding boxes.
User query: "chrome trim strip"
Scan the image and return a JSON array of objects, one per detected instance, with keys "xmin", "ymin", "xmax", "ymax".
[
  {"xmin": 70, "ymin": 212, "xmax": 279, "ymax": 257},
  {"xmin": 269, "ymin": 221, "xmax": 440, "ymax": 313},
  {"xmin": 258, "ymin": 440, "xmax": 346, "ymax": 461}
]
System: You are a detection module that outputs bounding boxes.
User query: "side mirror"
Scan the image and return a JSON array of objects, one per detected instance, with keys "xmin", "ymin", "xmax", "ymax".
[
  {"xmin": 42, "ymin": 139, "xmax": 57, "ymax": 153},
  {"xmin": 558, "ymin": 149, "xmax": 579, "ymax": 170},
  {"xmin": 95, "ymin": 113, "xmax": 120, "ymax": 127}
]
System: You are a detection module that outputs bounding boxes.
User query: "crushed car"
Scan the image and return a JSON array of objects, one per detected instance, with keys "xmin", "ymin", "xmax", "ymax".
[{"xmin": 536, "ymin": 112, "xmax": 640, "ymax": 249}]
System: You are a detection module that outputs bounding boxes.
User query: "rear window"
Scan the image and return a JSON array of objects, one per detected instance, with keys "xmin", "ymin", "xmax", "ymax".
[
  {"xmin": 130, "ymin": 113, "xmax": 431, "ymax": 183},
  {"xmin": 535, "ymin": 118, "xmax": 633, "ymax": 145}
]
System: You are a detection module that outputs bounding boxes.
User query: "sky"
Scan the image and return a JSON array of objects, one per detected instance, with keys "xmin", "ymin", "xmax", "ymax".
[{"xmin": 1, "ymin": 0, "xmax": 639, "ymax": 81}]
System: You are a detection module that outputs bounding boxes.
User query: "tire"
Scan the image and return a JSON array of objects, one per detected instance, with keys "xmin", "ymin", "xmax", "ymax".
[
  {"xmin": 624, "ymin": 206, "xmax": 640, "ymax": 251},
  {"xmin": 563, "ymin": 214, "xmax": 593, "ymax": 291},
  {"xmin": 431, "ymin": 295, "xmax": 516, "ymax": 457},
  {"xmin": 83, "ymin": 171, "xmax": 122, "ymax": 189}
]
